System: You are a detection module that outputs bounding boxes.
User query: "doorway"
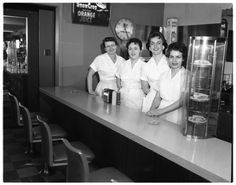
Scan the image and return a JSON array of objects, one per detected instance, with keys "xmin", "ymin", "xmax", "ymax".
[
  {"xmin": 3, "ymin": 3, "xmax": 55, "ymax": 111},
  {"xmin": 4, "ymin": 5, "xmax": 39, "ymax": 111}
]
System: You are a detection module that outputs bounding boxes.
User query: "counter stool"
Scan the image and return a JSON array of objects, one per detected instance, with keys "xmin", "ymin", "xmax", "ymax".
[
  {"xmin": 8, "ymin": 92, "xmax": 23, "ymax": 127},
  {"xmin": 3, "ymin": 90, "xmax": 12, "ymax": 124},
  {"xmin": 62, "ymin": 138, "xmax": 133, "ymax": 182},
  {"xmin": 37, "ymin": 116, "xmax": 95, "ymax": 175},
  {"xmin": 8, "ymin": 92, "xmax": 42, "ymax": 127},
  {"xmin": 19, "ymin": 104, "xmax": 67, "ymax": 154}
]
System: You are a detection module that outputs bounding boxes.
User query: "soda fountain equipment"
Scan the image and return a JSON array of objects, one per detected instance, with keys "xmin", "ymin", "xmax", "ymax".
[{"xmin": 183, "ymin": 36, "xmax": 227, "ymax": 139}]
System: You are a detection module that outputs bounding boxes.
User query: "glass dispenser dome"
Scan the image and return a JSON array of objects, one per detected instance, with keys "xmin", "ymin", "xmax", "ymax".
[{"xmin": 183, "ymin": 36, "xmax": 227, "ymax": 139}]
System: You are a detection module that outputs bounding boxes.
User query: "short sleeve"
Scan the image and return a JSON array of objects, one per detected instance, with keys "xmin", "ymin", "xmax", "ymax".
[{"xmin": 89, "ymin": 55, "xmax": 100, "ymax": 72}]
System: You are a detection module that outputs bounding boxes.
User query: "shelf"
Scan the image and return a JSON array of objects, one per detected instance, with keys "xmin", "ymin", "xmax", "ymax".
[
  {"xmin": 193, "ymin": 60, "xmax": 213, "ymax": 68},
  {"xmin": 190, "ymin": 96, "xmax": 210, "ymax": 102},
  {"xmin": 188, "ymin": 115, "xmax": 207, "ymax": 124}
]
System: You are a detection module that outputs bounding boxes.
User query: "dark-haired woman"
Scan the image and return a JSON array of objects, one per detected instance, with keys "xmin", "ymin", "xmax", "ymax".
[
  {"xmin": 116, "ymin": 38, "xmax": 145, "ymax": 110},
  {"xmin": 146, "ymin": 42, "xmax": 188, "ymax": 121},
  {"xmin": 141, "ymin": 31, "xmax": 170, "ymax": 112},
  {"xmin": 87, "ymin": 37, "xmax": 125, "ymax": 96}
]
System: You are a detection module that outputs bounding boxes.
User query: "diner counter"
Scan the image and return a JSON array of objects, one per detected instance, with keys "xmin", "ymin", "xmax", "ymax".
[{"xmin": 40, "ymin": 86, "xmax": 231, "ymax": 182}]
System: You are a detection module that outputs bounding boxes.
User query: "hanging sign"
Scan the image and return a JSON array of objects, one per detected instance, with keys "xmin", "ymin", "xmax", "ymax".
[
  {"xmin": 165, "ymin": 18, "xmax": 178, "ymax": 45},
  {"xmin": 72, "ymin": 3, "xmax": 110, "ymax": 26}
]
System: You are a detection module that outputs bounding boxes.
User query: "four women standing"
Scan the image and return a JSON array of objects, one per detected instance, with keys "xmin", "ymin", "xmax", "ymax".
[{"xmin": 87, "ymin": 33, "xmax": 187, "ymax": 116}]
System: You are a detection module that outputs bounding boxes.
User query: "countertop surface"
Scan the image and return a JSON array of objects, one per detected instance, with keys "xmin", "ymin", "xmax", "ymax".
[{"xmin": 40, "ymin": 86, "xmax": 232, "ymax": 182}]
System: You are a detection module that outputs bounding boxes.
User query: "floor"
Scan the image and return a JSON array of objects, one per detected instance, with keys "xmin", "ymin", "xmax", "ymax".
[
  {"xmin": 3, "ymin": 91, "xmax": 99, "ymax": 182},
  {"xmin": 3, "ymin": 127, "xmax": 67, "ymax": 182},
  {"xmin": 3, "ymin": 92, "xmax": 67, "ymax": 182}
]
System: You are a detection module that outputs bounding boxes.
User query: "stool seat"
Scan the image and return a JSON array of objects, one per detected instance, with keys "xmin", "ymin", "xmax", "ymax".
[
  {"xmin": 19, "ymin": 104, "xmax": 68, "ymax": 154},
  {"xmin": 37, "ymin": 117, "xmax": 95, "ymax": 175},
  {"xmin": 63, "ymin": 139, "xmax": 133, "ymax": 182},
  {"xmin": 89, "ymin": 167, "xmax": 133, "ymax": 182}
]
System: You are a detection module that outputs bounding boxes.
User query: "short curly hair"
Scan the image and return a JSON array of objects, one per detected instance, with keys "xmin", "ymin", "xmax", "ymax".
[
  {"xmin": 146, "ymin": 31, "xmax": 167, "ymax": 54},
  {"xmin": 166, "ymin": 42, "xmax": 188, "ymax": 68},
  {"xmin": 126, "ymin": 38, "xmax": 142, "ymax": 50},
  {"xmin": 102, "ymin": 37, "xmax": 118, "ymax": 49}
]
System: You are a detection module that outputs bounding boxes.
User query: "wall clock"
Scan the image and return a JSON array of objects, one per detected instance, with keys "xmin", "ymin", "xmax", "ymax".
[{"xmin": 115, "ymin": 18, "xmax": 134, "ymax": 41}]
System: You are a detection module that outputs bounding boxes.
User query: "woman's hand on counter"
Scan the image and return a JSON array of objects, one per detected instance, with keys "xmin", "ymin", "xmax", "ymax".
[
  {"xmin": 88, "ymin": 90, "xmax": 96, "ymax": 95},
  {"xmin": 146, "ymin": 108, "xmax": 164, "ymax": 117}
]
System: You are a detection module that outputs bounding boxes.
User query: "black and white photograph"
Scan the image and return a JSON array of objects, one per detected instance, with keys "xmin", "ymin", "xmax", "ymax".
[{"xmin": 2, "ymin": 1, "xmax": 233, "ymax": 183}]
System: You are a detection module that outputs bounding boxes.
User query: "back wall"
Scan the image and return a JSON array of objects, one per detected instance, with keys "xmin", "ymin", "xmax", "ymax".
[{"xmin": 54, "ymin": 3, "xmax": 164, "ymax": 90}]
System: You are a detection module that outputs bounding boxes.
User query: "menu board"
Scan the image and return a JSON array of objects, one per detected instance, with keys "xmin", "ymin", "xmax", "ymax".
[{"xmin": 72, "ymin": 3, "xmax": 110, "ymax": 26}]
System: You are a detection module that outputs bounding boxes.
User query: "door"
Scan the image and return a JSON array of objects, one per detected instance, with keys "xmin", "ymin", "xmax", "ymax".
[
  {"xmin": 4, "ymin": 3, "xmax": 56, "ymax": 111},
  {"xmin": 4, "ymin": 5, "xmax": 39, "ymax": 111}
]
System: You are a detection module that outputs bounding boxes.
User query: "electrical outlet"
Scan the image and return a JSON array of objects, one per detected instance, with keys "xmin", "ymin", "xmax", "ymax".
[{"xmin": 44, "ymin": 49, "xmax": 51, "ymax": 56}]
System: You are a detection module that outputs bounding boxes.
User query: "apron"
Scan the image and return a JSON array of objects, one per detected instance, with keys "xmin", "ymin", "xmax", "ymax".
[
  {"xmin": 141, "ymin": 56, "xmax": 169, "ymax": 112},
  {"xmin": 120, "ymin": 80, "xmax": 145, "ymax": 109},
  {"xmin": 158, "ymin": 68, "xmax": 186, "ymax": 124}
]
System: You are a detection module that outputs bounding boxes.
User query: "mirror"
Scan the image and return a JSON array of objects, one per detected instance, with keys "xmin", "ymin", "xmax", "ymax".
[{"xmin": 4, "ymin": 15, "xmax": 28, "ymax": 73}]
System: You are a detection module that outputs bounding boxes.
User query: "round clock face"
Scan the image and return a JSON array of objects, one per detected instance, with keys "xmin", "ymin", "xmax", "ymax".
[{"xmin": 115, "ymin": 18, "xmax": 134, "ymax": 41}]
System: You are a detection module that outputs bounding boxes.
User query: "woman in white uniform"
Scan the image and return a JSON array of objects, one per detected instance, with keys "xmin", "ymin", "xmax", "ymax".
[
  {"xmin": 146, "ymin": 42, "xmax": 188, "ymax": 122},
  {"xmin": 116, "ymin": 38, "xmax": 146, "ymax": 110},
  {"xmin": 141, "ymin": 32, "xmax": 170, "ymax": 112},
  {"xmin": 87, "ymin": 37, "xmax": 125, "ymax": 96}
]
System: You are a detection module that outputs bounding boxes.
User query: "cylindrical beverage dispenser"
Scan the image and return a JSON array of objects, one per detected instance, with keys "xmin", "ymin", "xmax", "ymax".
[{"xmin": 183, "ymin": 36, "xmax": 227, "ymax": 139}]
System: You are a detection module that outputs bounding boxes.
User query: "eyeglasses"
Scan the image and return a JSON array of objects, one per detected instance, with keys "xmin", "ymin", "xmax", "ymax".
[{"xmin": 105, "ymin": 44, "xmax": 117, "ymax": 48}]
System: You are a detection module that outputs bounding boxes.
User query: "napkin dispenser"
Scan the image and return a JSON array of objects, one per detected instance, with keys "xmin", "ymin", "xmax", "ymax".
[{"xmin": 103, "ymin": 88, "xmax": 114, "ymax": 103}]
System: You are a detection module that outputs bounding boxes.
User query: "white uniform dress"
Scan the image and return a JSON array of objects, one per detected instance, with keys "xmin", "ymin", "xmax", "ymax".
[
  {"xmin": 90, "ymin": 53, "xmax": 124, "ymax": 96},
  {"xmin": 116, "ymin": 58, "xmax": 145, "ymax": 110},
  {"xmin": 141, "ymin": 55, "xmax": 170, "ymax": 112},
  {"xmin": 158, "ymin": 67, "xmax": 187, "ymax": 124}
]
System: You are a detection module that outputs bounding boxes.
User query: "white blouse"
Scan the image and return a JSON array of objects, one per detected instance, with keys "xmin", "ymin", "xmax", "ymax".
[
  {"xmin": 90, "ymin": 53, "xmax": 124, "ymax": 81},
  {"xmin": 159, "ymin": 67, "xmax": 187, "ymax": 109},
  {"xmin": 157, "ymin": 67, "xmax": 187, "ymax": 124},
  {"xmin": 116, "ymin": 58, "xmax": 146, "ymax": 109},
  {"xmin": 90, "ymin": 53, "xmax": 125, "ymax": 96},
  {"xmin": 141, "ymin": 55, "xmax": 170, "ymax": 90}
]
